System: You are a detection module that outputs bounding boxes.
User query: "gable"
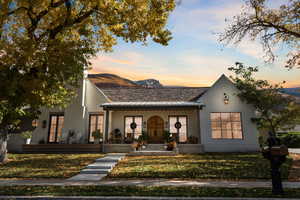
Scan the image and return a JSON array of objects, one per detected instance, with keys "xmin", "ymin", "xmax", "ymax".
[{"xmin": 197, "ymin": 74, "xmax": 254, "ymax": 111}]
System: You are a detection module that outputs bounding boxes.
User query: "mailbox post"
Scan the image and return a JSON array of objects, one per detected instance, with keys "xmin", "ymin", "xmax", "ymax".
[{"xmin": 262, "ymin": 132, "xmax": 289, "ymax": 195}]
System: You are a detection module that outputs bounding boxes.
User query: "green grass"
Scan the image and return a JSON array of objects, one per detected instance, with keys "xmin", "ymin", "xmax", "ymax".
[
  {"xmin": 278, "ymin": 132, "xmax": 300, "ymax": 136},
  {"xmin": 0, "ymin": 186, "xmax": 300, "ymax": 198},
  {"xmin": 0, "ymin": 154, "xmax": 104, "ymax": 179},
  {"xmin": 108, "ymin": 153, "xmax": 292, "ymax": 180}
]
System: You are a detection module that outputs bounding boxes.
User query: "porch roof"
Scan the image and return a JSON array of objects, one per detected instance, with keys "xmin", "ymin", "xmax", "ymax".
[{"xmin": 101, "ymin": 101, "xmax": 204, "ymax": 110}]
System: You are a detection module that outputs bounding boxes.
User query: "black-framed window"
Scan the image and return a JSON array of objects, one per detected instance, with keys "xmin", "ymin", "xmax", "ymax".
[
  {"xmin": 88, "ymin": 113, "xmax": 104, "ymax": 143},
  {"xmin": 169, "ymin": 116, "xmax": 188, "ymax": 143},
  {"xmin": 124, "ymin": 116, "xmax": 143, "ymax": 139},
  {"xmin": 48, "ymin": 114, "xmax": 64, "ymax": 143},
  {"xmin": 210, "ymin": 112, "xmax": 243, "ymax": 139}
]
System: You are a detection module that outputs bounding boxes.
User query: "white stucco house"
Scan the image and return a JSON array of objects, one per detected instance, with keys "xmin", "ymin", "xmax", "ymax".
[{"xmin": 17, "ymin": 74, "xmax": 260, "ymax": 153}]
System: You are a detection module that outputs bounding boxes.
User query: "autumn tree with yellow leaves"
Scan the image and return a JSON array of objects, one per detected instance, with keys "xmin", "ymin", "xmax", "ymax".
[{"xmin": 0, "ymin": 0, "xmax": 175, "ymax": 163}]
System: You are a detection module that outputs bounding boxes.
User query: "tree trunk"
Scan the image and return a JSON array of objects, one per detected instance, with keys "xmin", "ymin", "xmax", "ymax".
[
  {"xmin": 0, "ymin": 138, "xmax": 8, "ymax": 163},
  {"xmin": 0, "ymin": 128, "xmax": 9, "ymax": 164}
]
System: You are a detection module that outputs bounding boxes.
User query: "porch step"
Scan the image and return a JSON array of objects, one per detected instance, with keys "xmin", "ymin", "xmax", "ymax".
[
  {"xmin": 128, "ymin": 150, "xmax": 177, "ymax": 156},
  {"xmin": 85, "ymin": 162, "xmax": 116, "ymax": 169},
  {"xmin": 144, "ymin": 144, "xmax": 166, "ymax": 151},
  {"xmin": 80, "ymin": 168, "xmax": 111, "ymax": 174},
  {"xmin": 95, "ymin": 157, "xmax": 121, "ymax": 162}
]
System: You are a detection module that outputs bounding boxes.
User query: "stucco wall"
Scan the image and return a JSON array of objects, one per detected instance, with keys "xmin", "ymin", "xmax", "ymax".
[
  {"xmin": 31, "ymin": 78, "xmax": 108, "ymax": 144},
  {"xmin": 109, "ymin": 109, "xmax": 200, "ymax": 141},
  {"xmin": 198, "ymin": 75, "xmax": 260, "ymax": 152}
]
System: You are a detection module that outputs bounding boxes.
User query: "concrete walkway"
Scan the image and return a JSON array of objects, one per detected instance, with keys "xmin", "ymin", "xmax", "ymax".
[
  {"xmin": 1, "ymin": 179, "xmax": 300, "ymax": 188},
  {"xmin": 67, "ymin": 153, "xmax": 125, "ymax": 181}
]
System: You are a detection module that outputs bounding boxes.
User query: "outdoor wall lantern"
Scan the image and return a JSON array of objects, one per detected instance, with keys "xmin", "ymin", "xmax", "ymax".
[
  {"xmin": 42, "ymin": 120, "xmax": 47, "ymax": 128},
  {"xmin": 223, "ymin": 93, "xmax": 229, "ymax": 104}
]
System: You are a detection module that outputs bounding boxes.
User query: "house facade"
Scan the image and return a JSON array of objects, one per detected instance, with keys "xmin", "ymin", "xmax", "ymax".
[{"xmin": 23, "ymin": 74, "xmax": 260, "ymax": 153}]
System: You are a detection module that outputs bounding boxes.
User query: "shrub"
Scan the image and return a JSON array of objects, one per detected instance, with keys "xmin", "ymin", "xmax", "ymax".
[
  {"xmin": 92, "ymin": 130, "xmax": 102, "ymax": 139},
  {"xmin": 279, "ymin": 134, "xmax": 300, "ymax": 148},
  {"xmin": 187, "ymin": 136, "xmax": 198, "ymax": 144},
  {"xmin": 20, "ymin": 131, "xmax": 32, "ymax": 139}
]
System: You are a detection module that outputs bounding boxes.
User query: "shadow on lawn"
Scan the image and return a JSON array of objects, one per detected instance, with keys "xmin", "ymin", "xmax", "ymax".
[{"xmin": 109, "ymin": 153, "xmax": 292, "ymax": 180}]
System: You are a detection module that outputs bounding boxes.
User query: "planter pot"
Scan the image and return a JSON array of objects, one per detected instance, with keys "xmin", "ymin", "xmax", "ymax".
[{"xmin": 26, "ymin": 138, "xmax": 31, "ymax": 144}]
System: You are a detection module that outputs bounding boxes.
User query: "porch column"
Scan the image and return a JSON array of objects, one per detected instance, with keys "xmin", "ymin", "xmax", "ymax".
[
  {"xmin": 104, "ymin": 110, "xmax": 110, "ymax": 142},
  {"xmin": 197, "ymin": 107, "xmax": 201, "ymax": 144}
]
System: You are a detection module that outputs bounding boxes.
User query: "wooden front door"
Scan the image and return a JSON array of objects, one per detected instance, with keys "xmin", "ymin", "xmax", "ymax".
[{"xmin": 147, "ymin": 116, "xmax": 164, "ymax": 143}]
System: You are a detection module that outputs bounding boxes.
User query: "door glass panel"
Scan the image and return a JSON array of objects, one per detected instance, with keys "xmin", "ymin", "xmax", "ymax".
[
  {"xmin": 48, "ymin": 114, "xmax": 64, "ymax": 143},
  {"xmin": 134, "ymin": 117, "xmax": 143, "ymax": 139},
  {"xmin": 89, "ymin": 114, "xmax": 104, "ymax": 143},
  {"xmin": 169, "ymin": 117, "xmax": 177, "ymax": 133}
]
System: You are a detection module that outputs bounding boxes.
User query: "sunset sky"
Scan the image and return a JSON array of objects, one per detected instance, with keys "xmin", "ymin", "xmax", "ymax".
[{"xmin": 89, "ymin": 0, "xmax": 300, "ymax": 88}]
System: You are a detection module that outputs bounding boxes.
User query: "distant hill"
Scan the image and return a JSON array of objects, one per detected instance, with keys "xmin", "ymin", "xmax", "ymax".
[
  {"xmin": 88, "ymin": 73, "xmax": 139, "ymax": 88},
  {"xmin": 88, "ymin": 73, "xmax": 163, "ymax": 88},
  {"xmin": 135, "ymin": 79, "xmax": 163, "ymax": 88},
  {"xmin": 281, "ymin": 87, "xmax": 300, "ymax": 97}
]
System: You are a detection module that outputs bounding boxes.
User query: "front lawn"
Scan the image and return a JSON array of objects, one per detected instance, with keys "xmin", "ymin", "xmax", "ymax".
[
  {"xmin": 108, "ymin": 153, "xmax": 292, "ymax": 180},
  {"xmin": 0, "ymin": 154, "xmax": 103, "ymax": 179},
  {"xmin": 1, "ymin": 186, "xmax": 300, "ymax": 198}
]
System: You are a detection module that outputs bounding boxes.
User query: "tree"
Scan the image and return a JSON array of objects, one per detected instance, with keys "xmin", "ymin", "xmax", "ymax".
[
  {"xmin": 229, "ymin": 62, "xmax": 300, "ymax": 136},
  {"xmin": 0, "ymin": 0, "xmax": 175, "ymax": 163},
  {"xmin": 220, "ymin": 0, "xmax": 300, "ymax": 69}
]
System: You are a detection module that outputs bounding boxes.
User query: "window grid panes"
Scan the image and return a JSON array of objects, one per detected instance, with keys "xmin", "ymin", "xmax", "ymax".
[
  {"xmin": 169, "ymin": 116, "xmax": 188, "ymax": 143},
  {"xmin": 124, "ymin": 116, "xmax": 143, "ymax": 139},
  {"xmin": 48, "ymin": 114, "xmax": 64, "ymax": 143},
  {"xmin": 210, "ymin": 112, "xmax": 243, "ymax": 139},
  {"xmin": 89, "ymin": 114, "xmax": 104, "ymax": 142}
]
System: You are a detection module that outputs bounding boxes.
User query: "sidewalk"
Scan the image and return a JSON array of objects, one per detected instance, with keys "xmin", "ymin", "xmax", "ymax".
[
  {"xmin": 0, "ymin": 196, "xmax": 299, "ymax": 200},
  {"xmin": 290, "ymin": 148, "xmax": 300, "ymax": 154},
  {"xmin": 1, "ymin": 179, "xmax": 300, "ymax": 188}
]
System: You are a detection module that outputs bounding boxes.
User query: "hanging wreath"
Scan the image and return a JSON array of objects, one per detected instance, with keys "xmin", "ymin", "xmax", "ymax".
[
  {"xmin": 130, "ymin": 122, "xmax": 137, "ymax": 130},
  {"xmin": 174, "ymin": 121, "xmax": 182, "ymax": 129}
]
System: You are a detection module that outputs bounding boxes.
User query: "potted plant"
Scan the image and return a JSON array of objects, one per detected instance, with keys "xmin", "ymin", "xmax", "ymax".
[
  {"xmin": 131, "ymin": 139, "xmax": 140, "ymax": 151},
  {"xmin": 92, "ymin": 130, "xmax": 103, "ymax": 144},
  {"xmin": 187, "ymin": 136, "xmax": 198, "ymax": 144},
  {"xmin": 138, "ymin": 131, "xmax": 148, "ymax": 148},
  {"xmin": 167, "ymin": 137, "xmax": 177, "ymax": 151},
  {"xmin": 67, "ymin": 130, "xmax": 76, "ymax": 144},
  {"xmin": 21, "ymin": 131, "xmax": 32, "ymax": 144}
]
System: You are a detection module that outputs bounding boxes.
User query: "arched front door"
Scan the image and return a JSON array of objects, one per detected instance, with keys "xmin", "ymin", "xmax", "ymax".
[{"xmin": 147, "ymin": 116, "xmax": 164, "ymax": 143}]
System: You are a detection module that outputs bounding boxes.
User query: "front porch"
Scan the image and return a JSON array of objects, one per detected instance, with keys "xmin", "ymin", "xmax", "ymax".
[{"xmin": 101, "ymin": 102, "xmax": 203, "ymax": 147}]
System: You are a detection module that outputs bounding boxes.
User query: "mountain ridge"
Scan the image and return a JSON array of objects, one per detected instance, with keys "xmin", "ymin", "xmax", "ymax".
[{"xmin": 88, "ymin": 73, "xmax": 163, "ymax": 88}]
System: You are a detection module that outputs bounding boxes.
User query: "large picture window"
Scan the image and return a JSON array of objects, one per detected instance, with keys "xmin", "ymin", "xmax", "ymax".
[
  {"xmin": 88, "ymin": 114, "xmax": 104, "ymax": 143},
  {"xmin": 169, "ymin": 116, "xmax": 187, "ymax": 143},
  {"xmin": 48, "ymin": 114, "xmax": 64, "ymax": 143},
  {"xmin": 210, "ymin": 112, "xmax": 243, "ymax": 139},
  {"xmin": 125, "ymin": 116, "xmax": 142, "ymax": 139}
]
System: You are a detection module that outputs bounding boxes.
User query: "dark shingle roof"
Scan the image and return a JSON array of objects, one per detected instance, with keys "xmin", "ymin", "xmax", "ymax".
[{"xmin": 97, "ymin": 86, "xmax": 209, "ymax": 102}]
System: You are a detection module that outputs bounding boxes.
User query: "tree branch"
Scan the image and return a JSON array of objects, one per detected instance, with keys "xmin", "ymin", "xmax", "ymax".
[{"xmin": 49, "ymin": 6, "xmax": 97, "ymax": 39}]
